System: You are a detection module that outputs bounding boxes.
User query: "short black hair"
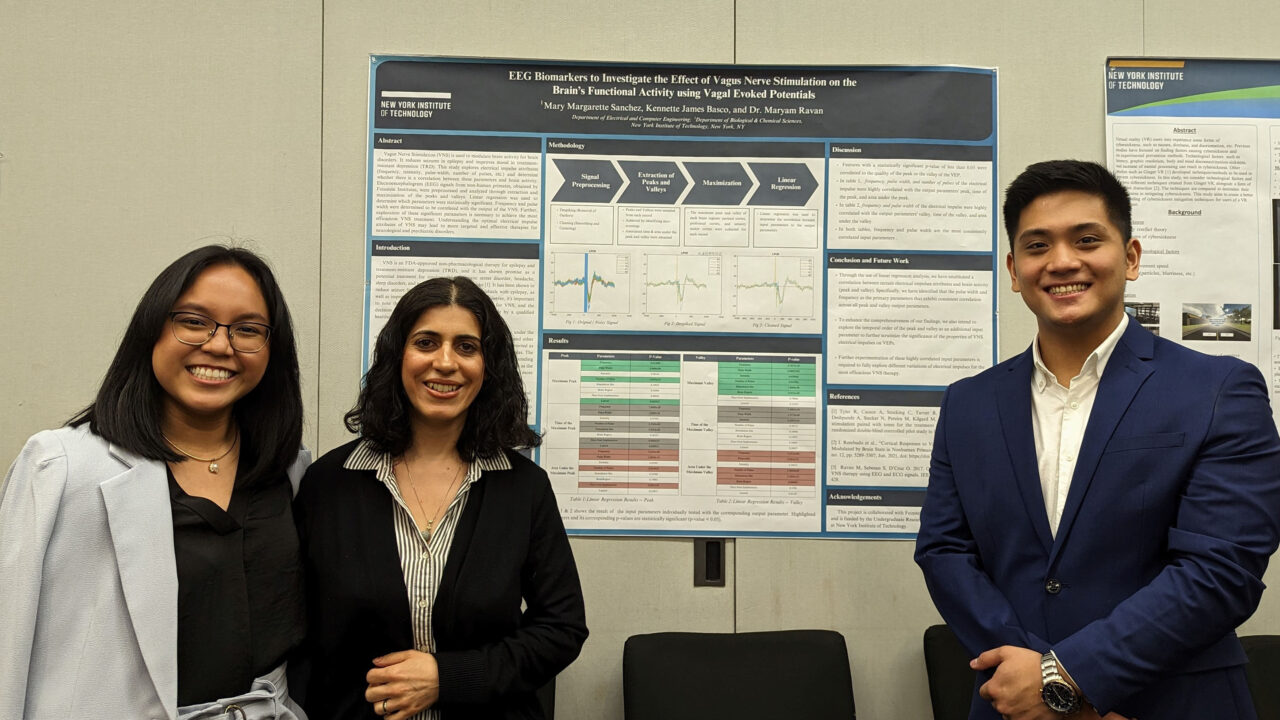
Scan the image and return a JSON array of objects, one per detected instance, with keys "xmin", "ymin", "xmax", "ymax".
[
  {"xmin": 345, "ymin": 276, "xmax": 539, "ymax": 460},
  {"xmin": 70, "ymin": 245, "xmax": 303, "ymax": 485},
  {"xmin": 1003, "ymin": 160, "xmax": 1132, "ymax": 245}
]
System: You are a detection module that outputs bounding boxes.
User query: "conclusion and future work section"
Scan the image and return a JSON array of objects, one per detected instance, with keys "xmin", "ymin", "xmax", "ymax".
[{"xmin": 364, "ymin": 57, "xmax": 998, "ymax": 538}]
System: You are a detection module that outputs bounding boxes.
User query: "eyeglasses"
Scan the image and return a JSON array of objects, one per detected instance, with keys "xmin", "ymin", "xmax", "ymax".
[{"xmin": 168, "ymin": 311, "xmax": 272, "ymax": 353}]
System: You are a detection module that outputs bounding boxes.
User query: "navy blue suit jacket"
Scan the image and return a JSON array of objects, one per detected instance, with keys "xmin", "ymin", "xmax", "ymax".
[{"xmin": 916, "ymin": 320, "xmax": 1280, "ymax": 718}]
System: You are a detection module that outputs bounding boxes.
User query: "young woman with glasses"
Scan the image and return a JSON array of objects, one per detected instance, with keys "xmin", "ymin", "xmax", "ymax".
[{"xmin": 0, "ymin": 245, "xmax": 309, "ymax": 719}]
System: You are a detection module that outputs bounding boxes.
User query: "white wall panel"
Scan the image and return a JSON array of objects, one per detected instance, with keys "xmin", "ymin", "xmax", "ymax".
[
  {"xmin": 7, "ymin": 2, "xmax": 1280, "ymax": 718},
  {"xmin": 0, "ymin": 0, "xmax": 322, "ymax": 462},
  {"xmin": 562, "ymin": 538, "xmax": 735, "ymax": 719},
  {"xmin": 1144, "ymin": 0, "xmax": 1280, "ymax": 58},
  {"xmin": 736, "ymin": 539, "xmax": 940, "ymax": 720}
]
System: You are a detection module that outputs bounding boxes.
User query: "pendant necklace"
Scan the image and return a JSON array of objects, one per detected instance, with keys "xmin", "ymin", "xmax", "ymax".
[
  {"xmin": 163, "ymin": 429, "xmax": 239, "ymax": 474},
  {"xmin": 401, "ymin": 457, "xmax": 467, "ymax": 542}
]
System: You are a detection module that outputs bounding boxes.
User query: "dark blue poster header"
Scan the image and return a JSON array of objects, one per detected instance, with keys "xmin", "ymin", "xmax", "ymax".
[{"xmin": 373, "ymin": 57, "xmax": 995, "ymax": 141}]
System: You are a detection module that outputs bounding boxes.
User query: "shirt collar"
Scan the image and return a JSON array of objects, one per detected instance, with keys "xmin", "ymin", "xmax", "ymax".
[
  {"xmin": 343, "ymin": 439, "xmax": 512, "ymax": 481},
  {"xmin": 1031, "ymin": 313, "xmax": 1129, "ymax": 392}
]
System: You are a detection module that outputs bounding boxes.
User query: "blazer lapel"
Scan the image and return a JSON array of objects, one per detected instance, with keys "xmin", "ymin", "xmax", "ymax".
[
  {"xmin": 435, "ymin": 475, "xmax": 485, "ymax": 633},
  {"xmin": 1049, "ymin": 323, "xmax": 1154, "ymax": 564},
  {"xmin": 99, "ymin": 445, "xmax": 178, "ymax": 720},
  {"xmin": 995, "ymin": 350, "xmax": 1054, "ymax": 554}
]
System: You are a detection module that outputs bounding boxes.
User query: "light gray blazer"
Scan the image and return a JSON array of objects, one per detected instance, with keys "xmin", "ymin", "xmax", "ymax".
[{"xmin": 0, "ymin": 424, "xmax": 310, "ymax": 720}]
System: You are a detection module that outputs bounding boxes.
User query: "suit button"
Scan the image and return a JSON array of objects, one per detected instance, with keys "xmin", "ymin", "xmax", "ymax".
[{"xmin": 1045, "ymin": 578, "xmax": 1062, "ymax": 594}]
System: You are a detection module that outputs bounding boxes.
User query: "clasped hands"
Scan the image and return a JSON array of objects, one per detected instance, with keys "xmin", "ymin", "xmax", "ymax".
[
  {"xmin": 365, "ymin": 649, "xmax": 440, "ymax": 719},
  {"xmin": 973, "ymin": 646, "xmax": 1131, "ymax": 720}
]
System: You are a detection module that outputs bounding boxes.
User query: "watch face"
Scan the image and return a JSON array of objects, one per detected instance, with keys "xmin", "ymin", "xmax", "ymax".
[{"xmin": 1042, "ymin": 681, "xmax": 1081, "ymax": 713}]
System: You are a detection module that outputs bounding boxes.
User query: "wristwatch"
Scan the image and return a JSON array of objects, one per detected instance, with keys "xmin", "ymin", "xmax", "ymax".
[{"xmin": 1040, "ymin": 651, "xmax": 1083, "ymax": 714}]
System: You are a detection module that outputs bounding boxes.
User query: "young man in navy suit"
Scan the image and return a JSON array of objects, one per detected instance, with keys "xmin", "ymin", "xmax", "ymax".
[{"xmin": 916, "ymin": 160, "xmax": 1280, "ymax": 720}]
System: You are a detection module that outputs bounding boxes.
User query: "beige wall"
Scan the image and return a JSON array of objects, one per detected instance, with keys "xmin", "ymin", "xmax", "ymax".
[{"xmin": 4, "ymin": 1, "xmax": 1280, "ymax": 718}]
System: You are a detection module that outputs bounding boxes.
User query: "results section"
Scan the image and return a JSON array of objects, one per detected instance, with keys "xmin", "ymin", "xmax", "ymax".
[{"xmin": 542, "ymin": 335, "xmax": 822, "ymax": 533}]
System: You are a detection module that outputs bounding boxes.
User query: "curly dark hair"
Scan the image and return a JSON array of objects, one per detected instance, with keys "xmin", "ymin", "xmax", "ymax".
[
  {"xmin": 1003, "ymin": 159, "xmax": 1132, "ymax": 247},
  {"xmin": 345, "ymin": 276, "xmax": 539, "ymax": 459},
  {"xmin": 69, "ymin": 245, "xmax": 303, "ymax": 486}
]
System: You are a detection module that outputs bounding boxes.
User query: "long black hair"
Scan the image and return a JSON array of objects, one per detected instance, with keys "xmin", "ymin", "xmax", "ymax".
[
  {"xmin": 70, "ymin": 245, "xmax": 303, "ymax": 485},
  {"xmin": 345, "ymin": 276, "xmax": 539, "ymax": 460}
]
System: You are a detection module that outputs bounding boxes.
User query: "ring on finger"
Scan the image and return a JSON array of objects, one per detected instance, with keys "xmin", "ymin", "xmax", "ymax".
[{"xmin": 382, "ymin": 699, "xmax": 389, "ymax": 715}]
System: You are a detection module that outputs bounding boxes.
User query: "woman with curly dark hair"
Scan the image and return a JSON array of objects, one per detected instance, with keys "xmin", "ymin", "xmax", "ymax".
[{"xmin": 294, "ymin": 276, "xmax": 586, "ymax": 720}]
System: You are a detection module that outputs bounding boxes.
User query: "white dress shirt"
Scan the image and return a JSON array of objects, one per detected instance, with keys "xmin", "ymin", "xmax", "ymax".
[{"xmin": 1030, "ymin": 315, "xmax": 1129, "ymax": 537}]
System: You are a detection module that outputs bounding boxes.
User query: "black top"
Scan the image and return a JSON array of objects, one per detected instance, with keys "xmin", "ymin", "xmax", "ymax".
[
  {"xmin": 292, "ymin": 439, "xmax": 588, "ymax": 720},
  {"xmin": 168, "ymin": 464, "xmax": 305, "ymax": 705}
]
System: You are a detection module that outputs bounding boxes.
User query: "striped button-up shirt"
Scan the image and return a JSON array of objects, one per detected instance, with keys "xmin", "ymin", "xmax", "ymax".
[{"xmin": 344, "ymin": 440, "xmax": 513, "ymax": 720}]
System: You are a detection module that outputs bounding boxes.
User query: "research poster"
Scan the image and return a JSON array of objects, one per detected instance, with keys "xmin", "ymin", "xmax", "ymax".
[
  {"xmin": 364, "ymin": 56, "xmax": 998, "ymax": 537},
  {"xmin": 1106, "ymin": 58, "xmax": 1280, "ymax": 421}
]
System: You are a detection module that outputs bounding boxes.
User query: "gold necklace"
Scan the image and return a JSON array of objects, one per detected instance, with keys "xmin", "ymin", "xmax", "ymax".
[
  {"xmin": 163, "ymin": 429, "xmax": 239, "ymax": 474},
  {"xmin": 399, "ymin": 457, "xmax": 467, "ymax": 541}
]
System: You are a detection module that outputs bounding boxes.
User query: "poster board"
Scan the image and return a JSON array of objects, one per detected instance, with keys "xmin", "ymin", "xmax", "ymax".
[
  {"xmin": 1106, "ymin": 58, "xmax": 1280, "ymax": 423},
  {"xmin": 365, "ymin": 56, "xmax": 998, "ymax": 537}
]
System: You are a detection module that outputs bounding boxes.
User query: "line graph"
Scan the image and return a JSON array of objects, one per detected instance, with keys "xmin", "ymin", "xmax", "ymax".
[
  {"xmin": 733, "ymin": 255, "xmax": 815, "ymax": 317},
  {"xmin": 551, "ymin": 252, "xmax": 631, "ymax": 314},
  {"xmin": 643, "ymin": 254, "xmax": 722, "ymax": 315}
]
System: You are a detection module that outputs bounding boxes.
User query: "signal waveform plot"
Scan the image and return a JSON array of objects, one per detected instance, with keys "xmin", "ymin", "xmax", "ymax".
[
  {"xmin": 643, "ymin": 254, "xmax": 722, "ymax": 315},
  {"xmin": 551, "ymin": 252, "xmax": 631, "ymax": 314},
  {"xmin": 733, "ymin": 255, "xmax": 815, "ymax": 317}
]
